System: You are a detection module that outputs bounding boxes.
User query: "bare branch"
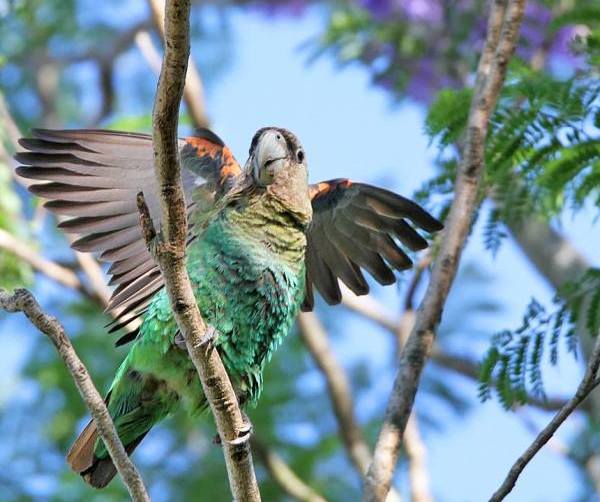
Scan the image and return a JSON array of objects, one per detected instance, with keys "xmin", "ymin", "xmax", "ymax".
[
  {"xmin": 404, "ymin": 415, "xmax": 433, "ymax": 502},
  {"xmin": 490, "ymin": 337, "xmax": 600, "ymax": 501},
  {"xmin": 340, "ymin": 284, "xmax": 397, "ymax": 332},
  {"xmin": 148, "ymin": 0, "xmax": 210, "ymax": 128},
  {"xmin": 69, "ymin": 245, "xmax": 112, "ymax": 307},
  {"xmin": 0, "ymin": 289, "xmax": 150, "ymax": 502},
  {"xmin": 298, "ymin": 312, "xmax": 404, "ymax": 501},
  {"xmin": 0, "ymin": 94, "xmax": 21, "ymax": 152},
  {"xmin": 298, "ymin": 312, "xmax": 373, "ymax": 473},
  {"xmin": 363, "ymin": 1, "xmax": 526, "ymax": 499},
  {"xmin": 145, "ymin": 1, "xmax": 260, "ymax": 499},
  {"xmin": 252, "ymin": 437, "xmax": 328, "ymax": 502},
  {"xmin": 135, "ymin": 30, "xmax": 163, "ymax": 75},
  {"xmin": 0, "ymin": 229, "xmax": 84, "ymax": 294}
]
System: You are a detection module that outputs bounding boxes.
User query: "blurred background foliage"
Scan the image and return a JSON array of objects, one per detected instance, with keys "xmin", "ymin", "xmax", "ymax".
[{"xmin": 1, "ymin": 0, "xmax": 600, "ymax": 500}]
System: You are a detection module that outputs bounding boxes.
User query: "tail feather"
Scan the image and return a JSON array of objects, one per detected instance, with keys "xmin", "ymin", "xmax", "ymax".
[
  {"xmin": 66, "ymin": 419, "xmax": 97, "ymax": 473},
  {"xmin": 67, "ymin": 419, "xmax": 148, "ymax": 489}
]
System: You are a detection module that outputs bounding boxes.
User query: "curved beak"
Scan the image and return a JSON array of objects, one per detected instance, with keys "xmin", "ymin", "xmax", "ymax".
[{"xmin": 252, "ymin": 130, "xmax": 288, "ymax": 184}]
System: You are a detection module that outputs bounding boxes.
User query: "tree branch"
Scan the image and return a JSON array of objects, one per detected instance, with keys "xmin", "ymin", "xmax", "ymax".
[
  {"xmin": 298, "ymin": 312, "xmax": 404, "ymax": 501},
  {"xmin": 363, "ymin": 1, "xmax": 526, "ymax": 499},
  {"xmin": 489, "ymin": 337, "xmax": 600, "ymax": 501},
  {"xmin": 144, "ymin": 1, "xmax": 260, "ymax": 499},
  {"xmin": 298, "ymin": 312, "xmax": 373, "ymax": 473},
  {"xmin": 0, "ymin": 289, "xmax": 150, "ymax": 502},
  {"xmin": 0, "ymin": 229, "xmax": 85, "ymax": 295},
  {"xmin": 251, "ymin": 437, "xmax": 328, "ymax": 502},
  {"xmin": 404, "ymin": 414, "xmax": 433, "ymax": 502}
]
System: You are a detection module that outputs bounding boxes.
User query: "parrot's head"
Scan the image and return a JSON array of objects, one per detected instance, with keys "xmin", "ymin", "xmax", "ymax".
[{"xmin": 246, "ymin": 127, "xmax": 312, "ymax": 223}]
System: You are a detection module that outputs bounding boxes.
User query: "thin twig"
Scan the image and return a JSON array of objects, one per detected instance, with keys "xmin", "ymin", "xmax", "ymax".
[
  {"xmin": 489, "ymin": 337, "xmax": 600, "ymax": 501},
  {"xmin": 252, "ymin": 437, "xmax": 328, "ymax": 502},
  {"xmin": 144, "ymin": 1, "xmax": 260, "ymax": 499},
  {"xmin": 0, "ymin": 94, "xmax": 21, "ymax": 153},
  {"xmin": 0, "ymin": 289, "xmax": 150, "ymax": 502},
  {"xmin": 363, "ymin": 1, "xmax": 526, "ymax": 500}
]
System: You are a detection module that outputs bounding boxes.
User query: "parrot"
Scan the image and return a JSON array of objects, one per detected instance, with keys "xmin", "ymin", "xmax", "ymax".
[{"xmin": 15, "ymin": 126, "xmax": 443, "ymax": 488}]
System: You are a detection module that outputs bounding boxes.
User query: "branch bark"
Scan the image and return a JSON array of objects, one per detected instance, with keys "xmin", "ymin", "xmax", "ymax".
[
  {"xmin": 363, "ymin": 1, "xmax": 526, "ymax": 499},
  {"xmin": 0, "ymin": 289, "xmax": 150, "ymax": 502},
  {"xmin": 144, "ymin": 1, "xmax": 260, "ymax": 499},
  {"xmin": 489, "ymin": 336, "xmax": 600, "ymax": 501}
]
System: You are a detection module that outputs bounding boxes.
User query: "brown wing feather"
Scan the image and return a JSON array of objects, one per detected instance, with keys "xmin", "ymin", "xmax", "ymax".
[
  {"xmin": 15, "ymin": 128, "xmax": 242, "ymax": 343},
  {"xmin": 303, "ymin": 178, "xmax": 443, "ymax": 311}
]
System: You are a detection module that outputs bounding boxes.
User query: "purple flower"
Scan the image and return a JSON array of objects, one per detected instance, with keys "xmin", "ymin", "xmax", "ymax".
[
  {"xmin": 397, "ymin": 0, "xmax": 442, "ymax": 24},
  {"xmin": 360, "ymin": 0, "xmax": 393, "ymax": 20},
  {"xmin": 548, "ymin": 26, "xmax": 586, "ymax": 72}
]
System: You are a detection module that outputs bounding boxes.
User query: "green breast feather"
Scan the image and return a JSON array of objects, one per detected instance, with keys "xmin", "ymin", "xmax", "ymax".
[{"xmin": 94, "ymin": 192, "xmax": 307, "ymax": 458}]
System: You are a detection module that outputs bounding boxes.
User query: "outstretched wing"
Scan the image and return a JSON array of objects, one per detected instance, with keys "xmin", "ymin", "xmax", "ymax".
[
  {"xmin": 15, "ymin": 128, "xmax": 242, "ymax": 343},
  {"xmin": 303, "ymin": 179, "xmax": 443, "ymax": 311}
]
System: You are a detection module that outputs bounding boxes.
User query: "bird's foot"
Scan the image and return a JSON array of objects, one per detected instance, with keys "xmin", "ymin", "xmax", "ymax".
[
  {"xmin": 196, "ymin": 324, "xmax": 219, "ymax": 352},
  {"xmin": 174, "ymin": 331, "xmax": 186, "ymax": 351},
  {"xmin": 240, "ymin": 411, "xmax": 253, "ymax": 437},
  {"xmin": 212, "ymin": 415, "xmax": 253, "ymax": 447},
  {"xmin": 174, "ymin": 325, "xmax": 219, "ymax": 353}
]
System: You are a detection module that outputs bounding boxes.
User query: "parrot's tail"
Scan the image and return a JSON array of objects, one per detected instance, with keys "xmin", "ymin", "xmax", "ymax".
[{"xmin": 67, "ymin": 419, "xmax": 149, "ymax": 489}]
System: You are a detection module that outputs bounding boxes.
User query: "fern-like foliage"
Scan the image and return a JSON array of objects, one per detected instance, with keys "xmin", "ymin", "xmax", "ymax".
[
  {"xmin": 421, "ymin": 65, "xmax": 600, "ymax": 247},
  {"xmin": 478, "ymin": 269, "xmax": 600, "ymax": 409}
]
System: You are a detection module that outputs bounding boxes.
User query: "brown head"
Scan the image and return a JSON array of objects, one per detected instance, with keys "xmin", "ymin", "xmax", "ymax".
[{"xmin": 245, "ymin": 127, "xmax": 312, "ymax": 224}]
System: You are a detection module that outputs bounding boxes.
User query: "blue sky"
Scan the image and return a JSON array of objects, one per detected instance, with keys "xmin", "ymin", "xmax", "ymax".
[{"xmin": 3, "ymin": 3, "xmax": 600, "ymax": 501}]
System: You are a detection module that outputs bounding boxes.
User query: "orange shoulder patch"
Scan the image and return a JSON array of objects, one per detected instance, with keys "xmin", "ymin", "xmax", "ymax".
[{"xmin": 309, "ymin": 178, "xmax": 352, "ymax": 200}]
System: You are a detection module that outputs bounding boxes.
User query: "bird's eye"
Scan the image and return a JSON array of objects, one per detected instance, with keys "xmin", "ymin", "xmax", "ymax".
[{"xmin": 296, "ymin": 149, "xmax": 305, "ymax": 163}]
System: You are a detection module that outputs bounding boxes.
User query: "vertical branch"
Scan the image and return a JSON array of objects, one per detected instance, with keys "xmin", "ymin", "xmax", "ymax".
[
  {"xmin": 146, "ymin": 0, "xmax": 260, "ymax": 499},
  {"xmin": 363, "ymin": 1, "xmax": 526, "ymax": 500},
  {"xmin": 0, "ymin": 289, "xmax": 150, "ymax": 502}
]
